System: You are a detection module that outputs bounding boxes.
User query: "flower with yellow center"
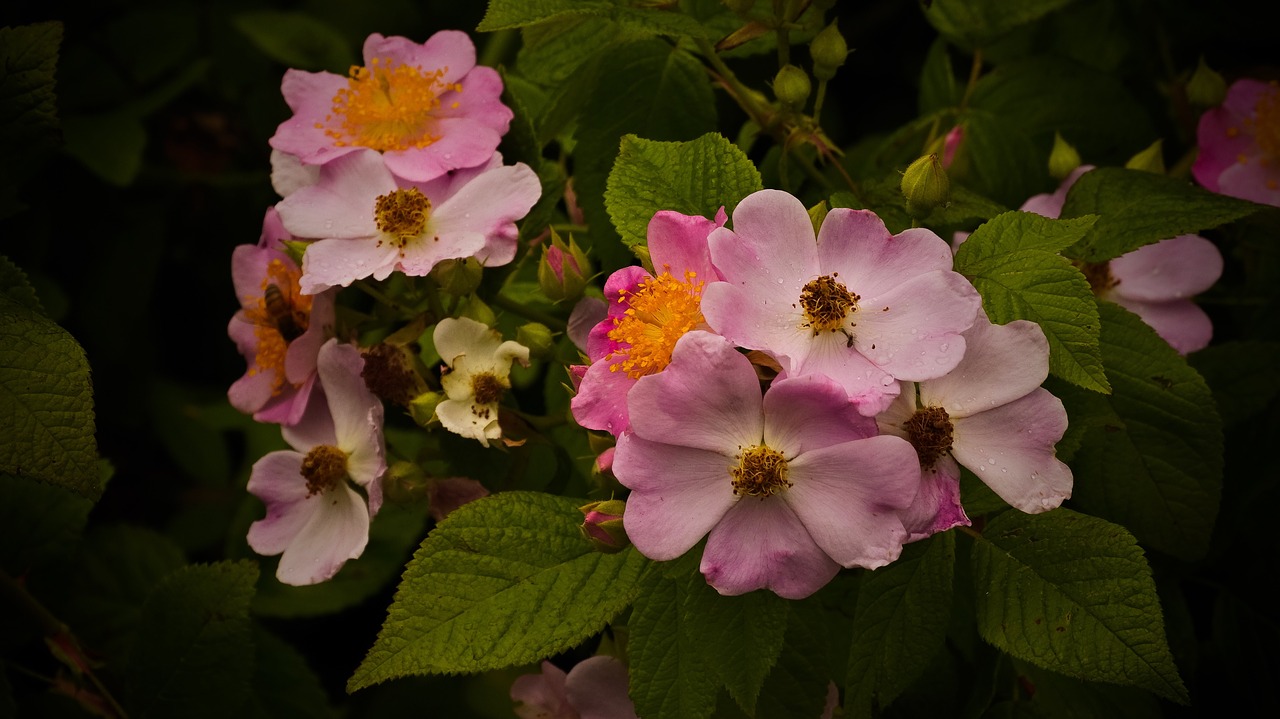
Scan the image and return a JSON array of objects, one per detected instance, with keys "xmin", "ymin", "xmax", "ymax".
[
  {"xmin": 1194, "ymin": 78, "xmax": 1280, "ymax": 207},
  {"xmin": 607, "ymin": 270, "xmax": 706, "ymax": 379},
  {"xmin": 434, "ymin": 317, "xmax": 530, "ymax": 447}
]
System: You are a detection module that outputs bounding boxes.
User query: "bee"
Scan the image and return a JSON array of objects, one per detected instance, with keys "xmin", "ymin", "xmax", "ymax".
[{"xmin": 263, "ymin": 283, "xmax": 305, "ymax": 342}]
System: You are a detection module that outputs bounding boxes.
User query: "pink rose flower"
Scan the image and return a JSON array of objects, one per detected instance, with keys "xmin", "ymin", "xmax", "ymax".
[
  {"xmin": 228, "ymin": 208, "xmax": 335, "ymax": 425},
  {"xmin": 511, "ymin": 656, "xmax": 637, "ymax": 719},
  {"xmin": 275, "ymin": 149, "xmax": 540, "ymax": 294},
  {"xmin": 570, "ymin": 209, "xmax": 726, "ymax": 437},
  {"xmin": 614, "ymin": 332, "xmax": 922, "ymax": 599},
  {"xmin": 269, "ymin": 31, "xmax": 513, "ymax": 183},
  {"xmin": 702, "ymin": 189, "xmax": 981, "ymax": 416},
  {"xmin": 247, "ymin": 340, "xmax": 387, "ymax": 585},
  {"xmin": 1193, "ymin": 78, "xmax": 1280, "ymax": 207}
]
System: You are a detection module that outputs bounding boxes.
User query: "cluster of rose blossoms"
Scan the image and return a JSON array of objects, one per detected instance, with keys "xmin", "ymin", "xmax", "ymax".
[{"xmin": 228, "ymin": 31, "xmax": 539, "ymax": 586}]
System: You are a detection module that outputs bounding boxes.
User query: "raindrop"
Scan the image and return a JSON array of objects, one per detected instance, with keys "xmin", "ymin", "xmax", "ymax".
[
  {"xmin": 988, "ymin": 458, "xmax": 997, "ymax": 465},
  {"xmin": 940, "ymin": 343, "xmax": 949, "ymax": 352}
]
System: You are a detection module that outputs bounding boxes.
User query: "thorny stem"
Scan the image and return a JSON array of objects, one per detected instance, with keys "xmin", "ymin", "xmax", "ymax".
[{"xmin": 491, "ymin": 292, "xmax": 567, "ymax": 331}]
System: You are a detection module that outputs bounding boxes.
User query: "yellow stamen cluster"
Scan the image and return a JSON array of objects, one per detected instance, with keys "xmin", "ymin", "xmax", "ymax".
[
  {"xmin": 799, "ymin": 273, "xmax": 858, "ymax": 336},
  {"xmin": 301, "ymin": 444, "xmax": 349, "ymax": 496},
  {"xmin": 607, "ymin": 270, "xmax": 705, "ymax": 379},
  {"xmin": 375, "ymin": 188, "xmax": 432, "ymax": 245},
  {"xmin": 1250, "ymin": 83, "xmax": 1280, "ymax": 166},
  {"xmin": 245, "ymin": 259, "xmax": 312, "ymax": 395},
  {"xmin": 321, "ymin": 57, "xmax": 462, "ymax": 152},
  {"xmin": 731, "ymin": 445, "xmax": 791, "ymax": 498}
]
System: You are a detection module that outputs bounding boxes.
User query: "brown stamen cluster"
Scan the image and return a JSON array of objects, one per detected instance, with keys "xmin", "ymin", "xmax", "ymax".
[
  {"xmin": 731, "ymin": 445, "xmax": 791, "ymax": 498},
  {"xmin": 1076, "ymin": 260, "xmax": 1117, "ymax": 295},
  {"xmin": 301, "ymin": 445, "xmax": 349, "ymax": 496},
  {"xmin": 903, "ymin": 406, "xmax": 954, "ymax": 470},
  {"xmin": 799, "ymin": 273, "xmax": 859, "ymax": 336},
  {"xmin": 374, "ymin": 188, "xmax": 432, "ymax": 244},
  {"xmin": 472, "ymin": 372, "xmax": 507, "ymax": 406},
  {"xmin": 362, "ymin": 343, "xmax": 426, "ymax": 407}
]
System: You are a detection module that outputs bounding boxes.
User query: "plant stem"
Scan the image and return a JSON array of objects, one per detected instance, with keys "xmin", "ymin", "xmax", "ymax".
[
  {"xmin": 491, "ymin": 292, "xmax": 567, "ymax": 331},
  {"xmin": 959, "ymin": 48, "xmax": 984, "ymax": 111}
]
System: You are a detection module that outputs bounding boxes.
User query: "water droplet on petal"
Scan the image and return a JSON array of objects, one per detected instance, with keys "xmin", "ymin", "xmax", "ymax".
[{"xmin": 988, "ymin": 458, "xmax": 997, "ymax": 465}]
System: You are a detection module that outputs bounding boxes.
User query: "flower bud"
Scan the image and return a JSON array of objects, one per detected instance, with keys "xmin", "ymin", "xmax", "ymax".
[
  {"xmin": 1125, "ymin": 139, "xmax": 1165, "ymax": 174},
  {"xmin": 282, "ymin": 239, "xmax": 309, "ymax": 266},
  {"xmin": 592, "ymin": 446, "xmax": 617, "ymax": 483},
  {"xmin": 409, "ymin": 390, "xmax": 443, "ymax": 428},
  {"xmin": 384, "ymin": 460, "xmax": 428, "ymax": 503},
  {"xmin": 432, "ymin": 257, "xmax": 484, "ymax": 296},
  {"xmin": 773, "ymin": 64, "xmax": 812, "ymax": 110},
  {"xmin": 1048, "ymin": 132, "xmax": 1082, "ymax": 181},
  {"xmin": 537, "ymin": 231, "xmax": 591, "ymax": 302},
  {"xmin": 810, "ymin": 21, "xmax": 848, "ymax": 81},
  {"xmin": 457, "ymin": 295, "xmax": 497, "ymax": 326},
  {"xmin": 579, "ymin": 499, "xmax": 629, "ymax": 553},
  {"xmin": 901, "ymin": 153, "xmax": 950, "ymax": 218},
  {"xmin": 516, "ymin": 322, "xmax": 556, "ymax": 360},
  {"xmin": 1186, "ymin": 57, "xmax": 1227, "ymax": 108}
]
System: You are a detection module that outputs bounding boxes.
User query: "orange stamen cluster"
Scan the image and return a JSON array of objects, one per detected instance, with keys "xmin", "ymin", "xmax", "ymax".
[
  {"xmin": 607, "ymin": 270, "xmax": 705, "ymax": 379},
  {"xmin": 1250, "ymin": 83, "xmax": 1280, "ymax": 166},
  {"xmin": 320, "ymin": 57, "xmax": 462, "ymax": 152},
  {"xmin": 244, "ymin": 259, "xmax": 312, "ymax": 394}
]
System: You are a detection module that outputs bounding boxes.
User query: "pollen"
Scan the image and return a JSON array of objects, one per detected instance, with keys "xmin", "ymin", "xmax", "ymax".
[
  {"xmin": 607, "ymin": 270, "xmax": 706, "ymax": 379},
  {"xmin": 731, "ymin": 445, "xmax": 791, "ymax": 498},
  {"xmin": 903, "ymin": 406, "xmax": 954, "ymax": 470},
  {"xmin": 301, "ymin": 444, "xmax": 349, "ymax": 496},
  {"xmin": 799, "ymin": 274, "xmax": 858, "ymax": 335},
  {"xmin": 325, "ymin": 57, "xmax": 453, "ymax": 152},
  {"xmin": 244, "ymin": 259, "xmax": 312, "ymax": 395},
  {"xmin": 375, "ymin": 188, "xmax": 432, "ymax": 245},
  {"xmin": 471, "ymin": 371, "xmax": 507, "ymax": 406},
  {"xmin": 1249, "ymin": 83, "xmax": 1280, "ymax": 164},
  {"xmin": 1074, "ymin": 260, "xmax": 1117, "ymax": 295}
]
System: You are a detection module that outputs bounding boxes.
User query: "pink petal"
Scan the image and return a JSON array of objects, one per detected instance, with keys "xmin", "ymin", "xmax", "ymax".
[
  {"xmin": 1109, "ymin": 235, "xmax": 1223, "ymax": 302},
  {"xmin": 1215, "ymin": 157, "xmax": 1280, "ymax": 207},
  {"xmin": 283, "ymin": 289, "xmax": 335, "ymax": 384},
  {"xmin": 246, "ymin": 451, "xmax": 312, "ymax": 555},
  {"xmin": 281, "ymin": 385, "xmax": 337, "ymax": 450},
  {"xmin": 700, "ymin": 281, "xmax": 812, "ymax": 369},
  {"xmin": 269, "ymin": 69, "xmax": 359, "ymax": 166},
  {"xmin": 1193, "ymin": 105, "xmax": 1256, "ymax": 193},
  {"xmin": 299, "ymin": 237, "xmax": 401, "ymax": 293},
  {"xmin": 709, "ymin": 190, "xmax": 819, "ymax": 295},
  {"xmin": 565, "ymin": 656, "xmax": 638, "ymax": 719},
  {"xmin": 1111, "ymin": 296, "xmax": 1213, "ymax": 355},
  {"xmin": 951, "ymin": 388, "xmax": 1072, "ymax": 513},
  {"xmin": 421, "ymin": 161, "xmax": 541, "ymax": 269},
  {"xmin": 700, "ymin": 498, "xmax": 841, "ymax": 599},
  {"xmin": 782, "ymin": 436, "xmax": 920, "ymax": 569},
  {"xmin": 383, "ymin": 121, "xmax": 506, "ymax": 184},
  {"xmin": 269, "ymin": 149, "xmax": 320, "ymax": 197},
  {"xmin": 614, "ymin": 434, "xmax": 737, "ymax": 561},
  {"xmin": 1020, "ymin": 165, "xmax": 1094, "ymax": 218},
  {"xmin": 275, "ymin": 481, "xmax": 371, "ymax": 585},
  {"xmin": 275, "ymin": 150, "xmax": 391, "ymax": 240},
  {"xmin": 762, "ymin": 375, "xmax": 877, "ymax": 454},
  {"xmin": 898, "ymin": 456, "xmax": 970, "ymax": 542},
  {"xmin": 512, "ymin": 662, "xmax": 574, "ymax": 719},
  {"xmin": 782, "ymin": 332, "xmax": 900, "ymax": 413},
  {"xmin": 647, "ymin": 210, "xmax": 723, "ymax": 281},
  {"xmin": 254, "ymin": 374, "xmax": 318, "ymax": 427},
  {"xmin": 568, "ymin": 296, "xmax": 608, "ymax": 354},
  {"xmin": 853, "ymin": 269, "xmax": 980, "ymax": 381},
  {"xmin": 817, "ymin": 211, "xmax": 954, "ymax": 299},
  {"xmin": 626, "ymin": 332, "xmax": 763, "ymax": 453},
  {"xmin": 921, "ymin": 316, "xmax": 1050, "ymax": 418},
  {"xmin": 570, "ymin": 360, "xmax": 637, "ymax": 436}
]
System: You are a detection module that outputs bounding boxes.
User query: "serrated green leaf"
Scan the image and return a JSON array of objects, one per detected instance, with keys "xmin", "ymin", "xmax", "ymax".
[
  {"xmin": 957, "ymin": 112, "xmax": 1044, "ymax": 208},
  {"xmin": 246, "ymin": 626, "xmax": 338, "ymax": 719},
  {"xmin": 1060, "ymin": 167, "xmax": 1262, "ymax": 262},
  {"xmin": 1188, "ymin": 341, "xmax": 1280, "ymax": 426},
  {"xmin": 1007, "ymin": 660, "xmax": 1162, "ymax": 718},
  {"xmin": 480, "ymin": 0, "xmax": 709, "ymax": 38},
  {"xmin": 971, "ymin": 509, "xmax": 1186, "ymax": 703},
  {"xmin": 232, "ymin": 11, "xmax": 354, "ymax": 73},
  {"xmin": 845, "ymin": 532, "xmax": 955, "ymax": 718},
  {"xmin": 831, "ymin": 176, "xmax": 1007, "ymax": 235},
  {"xmin": 0, "ymin": 296, "xmax": 99, "ymax": 499},
  {"xmin": 605, "ymin": 133, "xmax": 760, "ymax": 248},
  {"xmin": 923, "ymin": 0, "xmax": 1078, "ymax": 47},
  {"xmin": 62, "ymin": 111, "xmax": 146, "ymax": 187},
  {"xmin": 127, "ymin": 561, "xmax": 259, "ymax": 719},
  {"xmin": 348, "ymin": 492, "xmax": 648, "ymax": 689},
  {"xmin": 688, "ymin": 585, "xmax": 789, "ymax": 714},
  {"xmin": 1063, "ymin": 302, "xmax": 1222, "ymax": 560},
  {"xmin": 0, "ymin": 255, "xmax": 44, "ymax": 314},
  {"xmin": 0, "ymin": 472, "xmax": 91, "ymax": 575},
  {"xmin": 753, "ymin": 593, "xmax": 841, "ymax": 719},
  {"xmin": 955, "ymin": 211, "xmax": 1109, "ymax": 393},
  {"xmin": 518, "ymin": 15, "xmax": 630, "ymax": 87},
  {"xmin": 628, "ymin": 572, "xmax": 720, "ymax": 719},
  {"xmin": 0, "ymin": 22, "xmax": 62, "ymax": 156}
]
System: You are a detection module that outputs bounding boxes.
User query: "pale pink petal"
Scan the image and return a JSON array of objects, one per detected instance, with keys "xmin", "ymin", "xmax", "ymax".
[
  {"xmin": 425, "ymin": 161, "xmax": 541, "ymax": 268},
  {"xmin": 1109, "ymin": 235, "xmax": 1223, "ymax": 302},
  {"xmin": 1215, "ymin": 157, "xmax": 1280, "ymax": 207},
  {"xmin": 269, "ymin": 149, "xmax": 320, "ymax": 197},
  {"xmin": 700, "ymin": 281, "xmax": 811, "ymax": 368},
  {"xmin": 709, "ymin": 189, "xmax": 819, "ymax": 293},
  {"xmin": 254, "ymin": 373, "xmax": 318, "ymax": 427},
  {"xmin": 853, "ymin": 270, "xmax": 980, "ymax": 381},
  {"xmin": 299, "ymin": 237, "xmax": 401, "ymax": 293},
  {"xmin": 1111, "ymin": 296, "xmax": 1214, "ymax": 355},
  {"xmin": 436, "ymin": 66, "xmax": 509, "ymax": 121},
  {"xmin": 275, "ymin": 481, "xmax": 371, "ymax": 585},
  {"xmin": 363, "ymin": 31, "xmax": 476, "ymax": 85},
  {"xmin": 951, "ymin": 388, "xmax": 1072, "ymax": 513},
  {"xmin": 570, "ymin": 360, "xmax": 637, "ymax": 436},
  {"xmin": 275, "ymin": 150, "xmax": 391, "ymax": 240},
  {"xmin": 392, "ymin": 231, "xmax": 489, "ymax": 277},
  {"xmin": 283, "ymin": 289, "xmax": 335, "ymax": 384},
  {"xmin": 614, "ymin": 434, "xmax": 737, "ymax": 561},
  {"xmin": 817, "ymin": 211, "xmax": 954, "ymax": 298},
  {"xmin": 874, "ymin": 381, "xmax": 917, "ymax": 439},
  {"xmin": 282, "ymin": 385, "xmax": 338, "ymax": 450},
  {"xmin": 565, "ymin": 656, "xmax": 638, "ymax": 719},
  {"xmin": 246, "ymin": 451, "xmax": 312, "ymax": 555},
  {"xmin": 1020, "ymin": 165, "xmax": 1094, "ymax": 218},
  {"xmin": 626, "ymin": 332, "xmax": 763, "ymax": 453},
  {"xmin": 921, "ymin": 316, "xmax": 1050, "ymax": 417},
  {"xmin": 512, "ymin": 661, "xmax": 574, "ymax": 719},
  {"xmin": 647, "ymin": 210, "xmax": 723, "ymax": 280},
  {"xmin": 568, "ymin": 296, "xmax": 608, "ymax": 354},
  {"xmin": 269, "ymin": 69, "xmax": 360, "ymax": 165},
  {"xmin": 898, "ymin": 456, "xmax": 969, "ymax": 541},
  {"xmin": 762, "ymin": 375, "xmax": 877, "ymax": 454},
  {"xmin": 700, "ymin": 498, "xmax": 840, "ymax": 600},
  {"xmin": 782, "ymin": 436, "xmax": 920, "ymax": 568},
  {"xmin": 780, "ymin": 334, "xmax": 899, "ymax": 415}
]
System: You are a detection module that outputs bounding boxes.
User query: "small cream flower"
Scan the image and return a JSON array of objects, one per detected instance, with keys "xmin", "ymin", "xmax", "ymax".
[{"xmin": 434, "ymin": 317, "xmax": 530, "ymax": 446}]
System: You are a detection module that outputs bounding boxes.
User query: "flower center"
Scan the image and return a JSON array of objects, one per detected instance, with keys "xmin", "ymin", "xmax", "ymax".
[
  {"xmin": 799, "ymin": 273, "xmax": 858, "ymax": 338},
  {"xmin": 375, "ymin": 188, "xmax": 432, "ymax": 245},
  {"xmin": 1075, "ymin": 260, "xmax": 1117, "ymax": 295},
  {"xmin": 731, "ymin": 445, "xmax": 791, "ymax": 498},
  {"xmin": 903, "ymin": 406, "xmax": 954, "ymax": 470},
  {"xmin": 323, "ymin": 58, "xmax": 460, "ymax": 152},
  {"xmin": 471, "ymin": 371, "xmax": 506, "ymax": 405},
  {"xmin": 1250, "ymin": 83, "xmax": 1280, "ymax": 165},
  {"xmin": 607, "ymin": 270, "xmax": 706, "ymax": 379},
  {"xmin": 300, "ymin": 444, "xmax": 349, "ymax": 496},
  {"xmin": 244, "ymin": 259, "xmax": 312, "ymax": 395}
]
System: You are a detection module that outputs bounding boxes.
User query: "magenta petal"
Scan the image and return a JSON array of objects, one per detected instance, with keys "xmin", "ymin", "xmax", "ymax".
[
  {"xmin": 647, "ymin": 210, "xmax": 722, "ymax": 280},
  {"xmin": 1193, "ymin": 108, "xmax": 1256, "ymax": 193},
  {"xmin": 275, "ymin": 481, "xmax": 371, "ymax": 585},
  {"xmin": 1112, "ymin": 296, "xmax": 1213, "ymax": 355},
  {"xmin": 951, "ymin": 388, "xmax": 1072, "ymax": 513},
  {"xmin": 762, "ymin": 375, "xmax": 877, "ymax": 454},
  {"xmin": 570, "ymin": 360, "xmax": 637, "ymax": 436},
  {"xmin": 898, "ymin": 456, "xmax": 970, "ymax": 542},
  {"xmin": 1110, "ymin": 235, "xmax": 1223, "ymax": 302},
  {"xmin": 626, "ymin": 332, "xmax": 763, "ymax": 452},
  {"xmin": 922, "ymin": 316, "xmax": 1050, "ymax": 417},
  {"xmin": 564, "ymin": 656, "xmax": 638, "ymax": 719},
  {"xmin": 782, "ymin": 436, "xmax": 920, "ymax": 568},
  {"xmin": 269, "ymin": 70, "xmax": 357, "ymax": 165},
  {"xmin": 614, "ymin": 434, "xmax": 737, "ymax": 561},
  {"xmin": 700, "ymin": 498, "xmax": 840, "ymax": 599}
]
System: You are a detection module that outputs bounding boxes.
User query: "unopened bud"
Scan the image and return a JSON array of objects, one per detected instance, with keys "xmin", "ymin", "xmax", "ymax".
[
  {"xmin": 432, "ymin": 257, "xmax": 484, "ymax": 296},
  {"xmin": 384, "ymin": 460, "xmax": 428, "ymax": 503},
  {"xmin": 537, "ymin": 231, "xmax": 591, "ymax": 302},
  {"xmin": 409, "ymin": 391, "xmax": 443, "ymax": 428},
  {"xmin": 516, "ymin": 322, "xmax": 555, "ymax": 359},
  {"xmin": 1186, "ymin": 57, "xmax": 1227, "ymax": 108},
  {"xmin": 773, "ymin": 64, "xmax": 812, "ymax": 110},
  {"xmin": 579, "ymin": 499, "xmax": 629, "ymax": 553},
  {"xmin": 810, "ymin": 21, "xmax": 848, "ymax": 81},
  {"xmin": 592, "ymin": 446, "xmax": 617, "ymax": 483},
  {"xmin": 1048, "ymin": 132, "xmax": 1082, "ymax": 181},
  {"xmin": 457, "ymin": 296, "xmax": 497, "ymax": 326},
  {"xmin": 282, "ymin": 239, "xmax": 308, "ymax": 266},
  {"xmin": 901, "ymin": 153, "xmax": 950, "ymax": 218},
  {"xmin": 1125, "ymin": 139, "xmax": 1166, "ymax": 174}
]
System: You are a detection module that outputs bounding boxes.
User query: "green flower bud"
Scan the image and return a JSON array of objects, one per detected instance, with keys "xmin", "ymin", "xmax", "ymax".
[
  {"xmin": 537, "ymin": 230, "xmax": 591, "ymax": 302},
  {"xmin": 1186, "ymin": 57, "xmax": 1227, "ymax": 108},
  {"xmin": 516, "ymin": 322, "xmax": 555, "ymax": 360},
  {"xmin": 901, "ymin": 153, "xmax": 950, "ymax": 218},
  {"xmin": 457, "ymin": 295, "xmax": 496, "ymax": 326},
  {"xmin": 1125, "ymin": 139, "xmax": 1166, "ymax": 174},
  {"xmin": 432, "ymin": 257, "xmax": 484, "ymax": 296},
  {"xmin": 384, "ymin": 460, "xmax": 428, "ymax": 503},
  {"xmin": 810, "ymin": 21, "xmax": 848, "ymax": 81},
  {"xmin": 1048, "ymin": 132, "xmax": 1083, "ymax": 180},
  {"xmin": 409, "ymin": 391, "xmax": 443, "ymax": 428},
  {"xmin": 579, "ymin": 498, "xmax": 629, "ymax": 553},
  {"xmin": 773, "ymin": 64, "xmax": 812, "ymax": 110},
  {"xmin": 282, "ymin": 239, "xmax": 309, "ymax": 266}
]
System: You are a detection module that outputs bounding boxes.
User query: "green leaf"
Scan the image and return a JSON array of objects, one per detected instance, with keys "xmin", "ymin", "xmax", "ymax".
[
  {"xmin": 480, "ymin": 0, "xmax": 709, "ymax": 38},
  {"xmin": 1007, "ymin": 660, "xmax": 1162, "ymax": 718},
  {"xmin": 971, "ymin": 509, "xmax": 1187, "ymax": 703},
  {"xmin": 0, "ymin": 472, "xmax": 91, "ymax": 575},
  {"xmin": 754, "ymin": 593, "xmax": 843, "ymax": 719},
  {"xmin": 687, "ymin": 585, "xmax": 789, "ymax": 714},
  {"xmin": 923, "ymin": 0, "xmax": 1078, "ymax": 47},
  {"xmin": 127, "ymin": 561, "xmax": 259, "ymax": 718},
  {"xmin": 605, "ymin": 133, "xmax": 760, "ymax": 249},
  {"xmin": 627, "ymin": 572, "xmax": 720, "ymax": 719},
  {"xmin": 246, "ymin": 626, "xmax": 338, "ymax": 719},
  {"xmin": 956, "ymin": 112, "xmax": 1044, "ymax": 208},
  {"xmin": 919, "ymin": 38, "xmax": 960, "ymax": 114},
  {"xmin": 954, "ymin": 211, "xmax": 1109, "ymax": 393},
  {"xmin": 1188, "ymin": 341, "xmax": 1280, "ymax": 427},
  {"xmin": 1063, "ymin": 302, "xmax": 1222, "ymax": 560},
  {"xmin": 0, "ymin": 292, "xmax": 99, "ymax": 499},
  {"xmin": 0, "ymin": 22, "xmax": 62, "ymax": 157},
  {"xmin": 0, "ymin": 255, "xmax": 44, "ymax": 313},
  {"xmin": 61, "ymin": 111, "xmax": 147, "ymax": 187},
  {"xmin": 1060, "ymin": 167, "xmax": 1262, "ymax": 262},
  {"xmin": 830, "ymin": 176, "xmax": 1007, "ymax": 235},
  {"xmin": 845, "ymin": 532, "xmax": 955, "ymax": 718},
  {"xmin": 232, "ymin": 11, "xmax": 354, "ymax": 73},
  {"xmin": 517, "ymin": 15, "xmax": 631, "ymax": 87},
  {"xmin": 348, "ymin": 492, "xmax": 648, "ymax": 690}
]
